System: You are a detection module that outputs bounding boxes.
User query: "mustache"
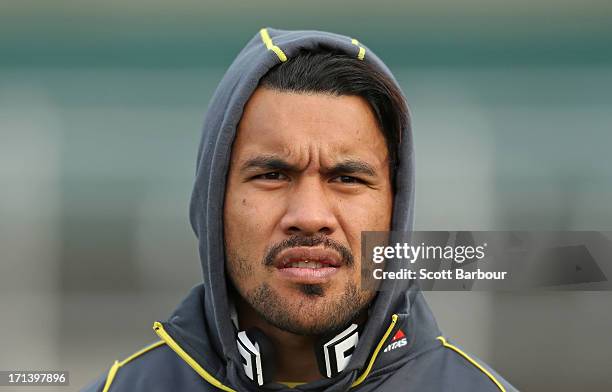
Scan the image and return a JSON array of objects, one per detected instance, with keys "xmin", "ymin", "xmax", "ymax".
[{"xmin": 263, "ymin": 234, "xmax": 354, "ymax": 267}]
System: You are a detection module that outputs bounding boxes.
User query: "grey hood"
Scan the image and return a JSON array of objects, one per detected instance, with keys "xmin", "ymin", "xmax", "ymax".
[{"xmin": 186, "ymin": 27, "xmax": 436, "ymax": 390}]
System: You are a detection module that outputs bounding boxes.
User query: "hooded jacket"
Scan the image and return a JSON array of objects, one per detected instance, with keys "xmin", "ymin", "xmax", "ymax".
[{"xmin": 83, "ymin": 27, "xmax": 518, "ymax": 392}]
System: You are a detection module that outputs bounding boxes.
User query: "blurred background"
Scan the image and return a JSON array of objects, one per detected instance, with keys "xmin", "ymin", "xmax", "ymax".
[{"xmin": 1, "ymin": 1, "xmax": 611, "ymax": 391}]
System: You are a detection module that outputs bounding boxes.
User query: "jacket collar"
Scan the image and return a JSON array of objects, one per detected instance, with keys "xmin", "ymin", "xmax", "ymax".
[{"xmin": 154, "ymin": 284, "xmax": 441, "ymax": 391}]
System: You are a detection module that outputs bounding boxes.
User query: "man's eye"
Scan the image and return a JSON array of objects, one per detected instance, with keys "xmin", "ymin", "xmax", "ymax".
[
  {"xmin": 253, "ymin": 172, "xmax": 286, "ymax": 180},
  {"xmin": 332, "ymin": 175, "xmax": 364, "ymax": 184}
]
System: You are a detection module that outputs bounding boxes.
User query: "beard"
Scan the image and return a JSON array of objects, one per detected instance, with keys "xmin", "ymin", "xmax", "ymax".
[
  {"xmin": 226, "ymin": 234, "xmax": 376, "ymax": 336},
  {"xmin": 246, "ymin": 281, "xmax": 374, "ymax": 336}
]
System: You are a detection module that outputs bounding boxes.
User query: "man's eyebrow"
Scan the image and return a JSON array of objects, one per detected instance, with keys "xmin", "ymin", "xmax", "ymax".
[
  {"xmin": 240, "ymin": 155, "xmax": 298, "ymax": 173},
  {"xmin": 239, "ymin": 156, "xmax": 378, "ymax": 177},
  {"xmin": 326, "ymin": 160, "xmax": 377, "ymax": 177}
]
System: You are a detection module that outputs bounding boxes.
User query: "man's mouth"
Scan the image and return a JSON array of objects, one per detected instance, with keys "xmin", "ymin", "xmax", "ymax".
[
  {"xmin": 274, "ymin": 247, "xmax": 343, "ymax": 284},
  {"xmin": 283, "ymin": 261, "xmax": 331, "ymax": 269}
]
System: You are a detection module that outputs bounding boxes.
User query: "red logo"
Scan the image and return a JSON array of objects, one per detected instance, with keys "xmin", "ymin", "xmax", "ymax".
[
  {"xmin": 391, "ymin": 329, "xmax": 406, "ymax": 342},
  {"xmin": 384, "ymin": 329, "xmax": 408, "ymax": 353}
]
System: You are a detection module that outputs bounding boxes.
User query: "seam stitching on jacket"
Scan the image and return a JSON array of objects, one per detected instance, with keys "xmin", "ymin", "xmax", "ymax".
[
  {"xmin": 436, "ymin": 336, "xmax": 506, "ymax": 392},
  {"xmin": 101, "ymin": 340, "xmax": 165, "ymax": 392},
  {"xmin": 153, "ymin": 321, "xmax": 237, "ymax": 392}
]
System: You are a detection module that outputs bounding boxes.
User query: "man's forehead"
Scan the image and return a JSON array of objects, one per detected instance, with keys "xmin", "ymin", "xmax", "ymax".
[
  {"xmin": 238, "ymin": 89, "xmax": 380, "ymax": 135},
  {"xmin": 231, "ymin": 88, "xmax": 388, "ymax": 164}
]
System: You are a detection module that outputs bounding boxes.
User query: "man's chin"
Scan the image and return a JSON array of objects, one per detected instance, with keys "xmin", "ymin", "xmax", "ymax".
[
  {"xmin": 248, "ymin": 282, "xmax": 372, "ymax": 336},
  {"xmin": 263, "ymin": 306, "xmax": 349, "ymax": 336}
]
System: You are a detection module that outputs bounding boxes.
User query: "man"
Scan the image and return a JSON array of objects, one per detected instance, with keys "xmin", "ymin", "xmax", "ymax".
[{"xmin": 83, "ymin": 27, "xmax": 517, "ymax": 391}]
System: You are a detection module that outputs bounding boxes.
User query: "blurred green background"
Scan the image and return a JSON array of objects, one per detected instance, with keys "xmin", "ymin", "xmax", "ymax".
[{"xmin": 1, "ymin": 1, "xmax": 611, "ymax": 390}]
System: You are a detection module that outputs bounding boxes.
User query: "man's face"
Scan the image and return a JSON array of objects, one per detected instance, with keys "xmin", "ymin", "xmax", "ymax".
[{"xmin": 224, "ymin": 88, "xmax": 393, "ymax": 335}]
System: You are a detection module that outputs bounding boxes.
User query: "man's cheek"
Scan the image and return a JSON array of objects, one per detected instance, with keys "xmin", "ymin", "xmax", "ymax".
[
  {"xmin": 235, "ymin": 199, "xmax": 272, "ymax": 229},
  {"xmin": 227, "ymin": 242, "xmax": 256, "ymax": 284}
]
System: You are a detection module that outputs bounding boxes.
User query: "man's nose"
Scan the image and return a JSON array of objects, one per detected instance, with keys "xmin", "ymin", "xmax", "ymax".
[{"xmin": 279, "ymin": 178, "xmax": 338, "ymax": 236}]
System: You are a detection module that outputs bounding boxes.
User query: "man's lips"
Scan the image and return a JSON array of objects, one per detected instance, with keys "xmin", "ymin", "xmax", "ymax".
[
  {"xmin": 273, "ymin": 247, "xmax": 342, "ymax": 284},
  {"xmin": 274, "ymin": 247, "xmax": 343, "ymax": 269}
]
